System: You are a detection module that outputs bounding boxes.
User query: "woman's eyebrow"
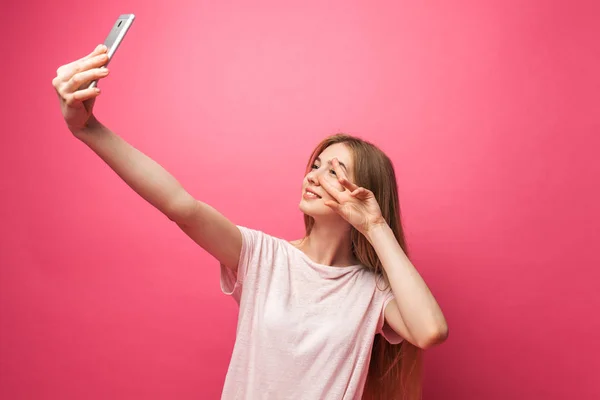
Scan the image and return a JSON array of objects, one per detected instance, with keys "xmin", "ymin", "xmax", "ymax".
[{"xmin": 315, "ymin": 156, "xmax": 348, "ymax": 172}]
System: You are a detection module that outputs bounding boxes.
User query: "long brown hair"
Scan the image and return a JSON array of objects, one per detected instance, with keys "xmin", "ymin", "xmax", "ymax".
[{"xmin": 303, "ymin": 134, "xmax": 423, "ymax": 400}]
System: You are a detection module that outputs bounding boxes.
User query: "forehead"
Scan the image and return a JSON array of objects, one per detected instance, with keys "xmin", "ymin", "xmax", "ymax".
[{"xmin": 316, "ymin": 143, "xmax": 353, "ymax": 167}]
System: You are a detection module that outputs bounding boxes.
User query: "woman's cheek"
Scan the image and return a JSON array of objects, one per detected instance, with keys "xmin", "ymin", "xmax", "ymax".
[{"xmin": 325, "ymin": 174, "xmax": 344, "ymax": 190}]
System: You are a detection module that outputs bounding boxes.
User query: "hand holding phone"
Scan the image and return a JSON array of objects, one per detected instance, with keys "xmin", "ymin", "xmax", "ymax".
[
  {"xmin": 87, "ymin": 13, "xmax": 135, "ymax": 89},
  {"xmin": 52, "ymin": 14, "xmax": 135, "ymax": 132}
]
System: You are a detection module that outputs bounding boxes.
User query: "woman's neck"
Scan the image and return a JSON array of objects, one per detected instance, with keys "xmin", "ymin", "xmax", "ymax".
[{"xmin": 295, "ymin": 222, "xmax": 357, "ymax": 267}]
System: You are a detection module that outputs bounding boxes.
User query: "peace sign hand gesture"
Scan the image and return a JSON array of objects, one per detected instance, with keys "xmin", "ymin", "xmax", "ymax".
[{"xmin": 317, "ymin": 158, "xmax": 386, "ymax": 236}]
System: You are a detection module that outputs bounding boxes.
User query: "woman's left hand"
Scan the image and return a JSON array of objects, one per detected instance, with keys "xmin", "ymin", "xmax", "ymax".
[{"xmin": 317, "ymin": 158, "xmax": 387, "ymax": 235}]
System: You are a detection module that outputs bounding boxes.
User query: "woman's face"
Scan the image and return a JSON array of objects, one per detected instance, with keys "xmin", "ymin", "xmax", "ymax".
[{"xmin": 299, "ymin": 143, "xmax": 355, "ymax": 218}]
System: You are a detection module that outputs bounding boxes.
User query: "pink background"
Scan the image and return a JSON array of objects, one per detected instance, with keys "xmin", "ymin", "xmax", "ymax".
[{"xmin": 1, "ymin": 0, "xmax": 599, "ymax": 399}]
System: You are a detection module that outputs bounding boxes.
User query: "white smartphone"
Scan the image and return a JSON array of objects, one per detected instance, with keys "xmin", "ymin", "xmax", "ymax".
[{"xmin": 88, "ymin": 13, "xmax": 135, "ymax": 89}]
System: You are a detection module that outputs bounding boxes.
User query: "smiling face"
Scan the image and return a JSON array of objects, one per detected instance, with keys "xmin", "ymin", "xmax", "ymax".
[{"xmin": 299, "ymin": 142, "xmax": 355, "ymax": 219}]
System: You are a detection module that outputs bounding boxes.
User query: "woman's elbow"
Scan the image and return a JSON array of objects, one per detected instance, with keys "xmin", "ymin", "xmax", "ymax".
[{"xmin": 418, "ymin": 323, "xmax": 449, "ymax": 349}]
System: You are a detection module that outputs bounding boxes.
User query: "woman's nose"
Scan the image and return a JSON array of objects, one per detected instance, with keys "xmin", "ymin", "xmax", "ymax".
[{"xmin": 307, "ymin": 170, "xmax": 320, "ymax": 185}]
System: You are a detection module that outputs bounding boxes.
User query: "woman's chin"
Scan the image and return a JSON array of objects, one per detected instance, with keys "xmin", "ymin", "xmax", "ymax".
[{"xmin": 299, "ymin": 199, "xmax": 336, "ymax": 217}]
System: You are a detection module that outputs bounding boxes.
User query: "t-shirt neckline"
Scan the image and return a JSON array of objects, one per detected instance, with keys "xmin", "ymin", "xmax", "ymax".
[{"xmin": 283, "ymin": 240, "xmax": 363, "ymax": 270}]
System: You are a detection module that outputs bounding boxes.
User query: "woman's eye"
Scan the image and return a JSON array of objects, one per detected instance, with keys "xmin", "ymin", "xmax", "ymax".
[
  {"xmin": 311, "ymin": 164, "xmax": 319, "ymax": 170},
  {"xmin": 330, "ymin": 169, "xmax": 337, "ymax": 176}
]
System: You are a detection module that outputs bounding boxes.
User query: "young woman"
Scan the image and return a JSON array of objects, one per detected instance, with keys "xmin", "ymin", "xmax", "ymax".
[{"xmin": 52, "ymin": 44, "xmax": 448, "ymax": 400}]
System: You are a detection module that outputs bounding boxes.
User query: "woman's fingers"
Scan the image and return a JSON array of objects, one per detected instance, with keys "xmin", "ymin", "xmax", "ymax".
[
  {"xmin": 53, "ymin": 66, "xmax": 109, "ymax": 103},
  {"xmin": 351, "ymin": 187, "xmax": 367, "ymax": 198},
  {"xmin": 317, "ymin": 174, "xmax": 343, "ymax": 202},
  {"xmin": 55, "ymin": 48, "xmax": 108, "ymax": 87},
  {"xmin": 323, "ymin": 200, "xmax": 342, "ymax": 212},
  {"xmin": 77, "ymin": 44, "xmax": 107, "ymax": 64},
  {"xmin": 63, "ymin": 66, "xmax": 110, "ymax": 93},
  {"xmin": 66, "ymin": 53, "xmax": 108, "ymax": 83},
  {"xmin": 65, "ymin": 85, "xmax": 102, "ymax": 106},
  {"xmin": 332, "ymin": 158, "xmax": 358, "ymax": 191},
  {"xmin": 51, "ymin": 45, "xmax": 109, "ymax": 130},
  {"xmin": 54, "ymin": 46, "xmax": 99, "ymax": 77}
]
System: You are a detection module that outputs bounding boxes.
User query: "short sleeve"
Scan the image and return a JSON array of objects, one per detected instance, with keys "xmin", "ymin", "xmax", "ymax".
[
  {"xmin": 219, "ymin": 225, "xmax": 273, "ymax": 302},
  {"xmin": 377, "ymin": 289, "xmax": 404, "ymax": 345}
]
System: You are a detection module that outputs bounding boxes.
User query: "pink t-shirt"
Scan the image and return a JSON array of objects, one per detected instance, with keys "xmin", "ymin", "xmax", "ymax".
[{"xmin": 219, "ymin": 226, "xmax": 403, "ymax": 400}]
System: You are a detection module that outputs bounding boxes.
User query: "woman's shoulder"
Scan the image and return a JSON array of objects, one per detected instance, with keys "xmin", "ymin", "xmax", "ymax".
[
  {"xmin": 288, "ymin": 238, "xmax": 302, "ymax": 247},
  {"xmin": 236, "ymin": 225, "xmax": 294, "ymax": 252}
]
